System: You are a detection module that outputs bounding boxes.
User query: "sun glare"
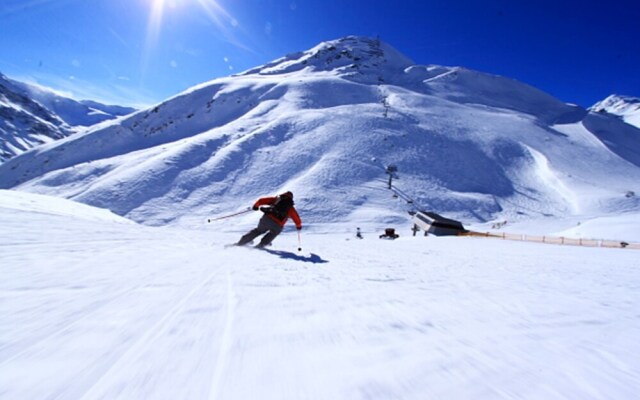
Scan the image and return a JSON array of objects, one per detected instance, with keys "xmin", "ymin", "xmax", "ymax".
[
  {"xmin": 147, "ymin": 0, "xmax": 165, "ymax": 43},
  {"xmin": 194, "ymin": 0, "xmax": 231, "ymax": 30},
  {"xmin": 141, "ymin": 0, "xmax": 242, "ymax": 76},
  {"xmin": 140, "ymin": 0, "xmax": 166, "ymax": 76},
  {"xmin": 144, "ymin": 0, "xmax": 230, "ymax": 50}
]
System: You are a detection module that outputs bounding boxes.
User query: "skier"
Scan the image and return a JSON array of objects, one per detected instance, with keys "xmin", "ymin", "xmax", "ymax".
[{"xmin": 235, "ymin": 191, "xmax": 302, "ymax": 248}]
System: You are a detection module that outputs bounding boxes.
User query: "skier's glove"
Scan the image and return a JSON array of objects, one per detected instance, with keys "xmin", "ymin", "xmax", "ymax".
[
  {"xmin": 252, "ymin": 205, "xmax": 259, "ymax": 211},
  {"xmin": 296, "ymin": 226, "xmax": 302, "ymax": 231}
]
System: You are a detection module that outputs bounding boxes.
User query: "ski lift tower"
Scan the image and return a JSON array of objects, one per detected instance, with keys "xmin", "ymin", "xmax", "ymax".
[{"xmin": 386, "ymin": 164, "xmax": 398, "ymax": 189}]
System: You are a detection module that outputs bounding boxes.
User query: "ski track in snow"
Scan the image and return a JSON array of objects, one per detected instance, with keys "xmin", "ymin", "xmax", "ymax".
[
  {"xmin": 2, "ymin": 195, "xmax": 640, "ymax": 400},
  {"xmin": 74, "ymin": 267, "xmax": 228, "ymax": 400},
  {"xmin": 208, "ymin": 269, "xmax": 237, "ymax": 400}
]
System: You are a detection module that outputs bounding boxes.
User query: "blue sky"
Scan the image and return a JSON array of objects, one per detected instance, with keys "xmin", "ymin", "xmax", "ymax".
[{"xmin": 1, "ymin": 0, "xmax": 638, "ymax": 108}]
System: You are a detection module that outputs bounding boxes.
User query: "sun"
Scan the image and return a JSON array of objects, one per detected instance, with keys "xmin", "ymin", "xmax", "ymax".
[{"xmin": 144, "ymin": 0, "xmax": 230, "ymax": 46}]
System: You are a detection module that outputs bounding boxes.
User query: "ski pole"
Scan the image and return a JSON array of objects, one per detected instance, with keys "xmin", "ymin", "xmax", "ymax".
[
  {"xmin": 207, "ymin": 207, "xmax": 252, "ymax": 223},
  {"xmin": 297, "ymin": 230, "xmax": 302, "ymax": 252}
]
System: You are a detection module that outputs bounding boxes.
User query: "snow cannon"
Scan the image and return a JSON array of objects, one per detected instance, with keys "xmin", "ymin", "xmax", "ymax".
[{"xmin": 379, "ymin": 228, "xmax": 400, "ymax": 240}]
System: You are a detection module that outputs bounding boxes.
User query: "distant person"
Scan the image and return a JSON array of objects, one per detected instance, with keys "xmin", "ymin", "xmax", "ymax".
[{"xmin": 236, "ymin": 191, "xmax": 302, "ymax": 248}]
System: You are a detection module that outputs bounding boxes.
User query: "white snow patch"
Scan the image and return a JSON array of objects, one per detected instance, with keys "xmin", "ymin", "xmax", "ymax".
[{"xmin": 0, "ymin": 189, "xmax": 132, "ymax": 224}]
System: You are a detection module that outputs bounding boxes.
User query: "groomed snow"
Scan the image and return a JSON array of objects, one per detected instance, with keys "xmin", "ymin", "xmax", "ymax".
[{"xmin": 2, "ymin": 190, "xmax": 639, "ymax": 400}]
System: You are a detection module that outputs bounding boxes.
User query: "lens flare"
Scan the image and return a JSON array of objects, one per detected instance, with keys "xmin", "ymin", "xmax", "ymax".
[
  {"xmin": 141, "ymin": 0, "xmax": 165, "ymax": 76},
  {"xmin": 141, "ymin": 0, "xmax": 253, "ymax": 78}
]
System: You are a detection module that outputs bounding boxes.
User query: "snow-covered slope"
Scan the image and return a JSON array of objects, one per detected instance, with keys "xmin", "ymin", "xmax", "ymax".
[
  {"xmin": 591, "ymin": 94, "xmax": 640, "ymax": 129},
  {"xmin": 1, "ymin": 74, "xmax": 70, "ymax": 162},
  {"xmin": 0, "ymin": 73, "xmax": 136, "ymax": 162},
  {"xmin": 2, "ymin": 190, "xmax": 639, "ymax": 400},
  {"xmin": 13, "ymin": 79, "xmax": 137, "ymax": 127},
  {"xmin": 0, "ymin": 36, "xmax": 638, "ymax": 230},
  {"xmin": 0, "ymin": 188, "xmax": 132, "ymax": 224}
]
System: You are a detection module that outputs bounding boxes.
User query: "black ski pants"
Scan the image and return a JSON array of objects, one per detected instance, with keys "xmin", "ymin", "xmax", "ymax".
[{"xmin": 237, "ymin": 214, "xmax": 283, "ymax": 247}]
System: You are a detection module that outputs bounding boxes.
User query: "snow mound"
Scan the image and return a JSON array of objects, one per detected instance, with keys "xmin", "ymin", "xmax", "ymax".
[
  {"xmin": 0, "ymin": 189, "xmax": 132, "ymax": 224},
  {"xmin": 554, "ymin": 212, "xmax": 640, "ymax": 242}
]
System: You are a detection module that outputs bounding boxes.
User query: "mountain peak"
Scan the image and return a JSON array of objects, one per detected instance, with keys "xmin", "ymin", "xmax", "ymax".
[
  {"xmin": 239, "ymin": 36, "xmax": 414, "ymax": 77},
  {"xmin": 591, "ymin": 94, "xmax": 640, "ymax": 128},
  {"xmin": 591, "ymin": 94, "xmax": 640, "ymax": 111}
]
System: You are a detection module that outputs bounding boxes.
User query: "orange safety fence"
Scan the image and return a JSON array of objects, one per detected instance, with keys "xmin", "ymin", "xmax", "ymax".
[{"xmin": 461, "ymin": 231, "xmax": 640, "ymax": 250}]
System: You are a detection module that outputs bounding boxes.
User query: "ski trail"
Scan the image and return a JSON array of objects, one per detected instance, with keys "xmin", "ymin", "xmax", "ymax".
[
  {"xmin": 0, "ymin": 244, "xmax": 166, "ymax": 366},
  {"xmin": 45, "ymin": 266, "xmax": 225, "ymax": 400},
  {"xmin": 0, "ymin": 284, "xmax": 137, "ymax": 368},
  {"xmin": 209, "ymin": 268, "xmax": 238, "ymax": 400},
  {"xmin": 526, "ymin": 145, "xmax": 580, "ymax": 214}
]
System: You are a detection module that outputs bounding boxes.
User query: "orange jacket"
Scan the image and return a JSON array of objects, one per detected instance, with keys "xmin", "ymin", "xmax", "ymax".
[{"xmin": 254, "ymin": 196, "xmax": 302, "ymax": 228}]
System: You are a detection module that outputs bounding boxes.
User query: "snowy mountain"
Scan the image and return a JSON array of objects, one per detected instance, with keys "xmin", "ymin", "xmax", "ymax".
[
  {"xmin": 1, "ymin": 74, "xmax": 69, "ymax": 162},
  {"xmin": 9, "ymin": 77, "xmax": 137, "ymax": 127},
  {"xmin": 3, "ymin": 37, "xmax": 640, "ymax": 399},
  {"xmin": 590, "ymin": 94, "xmax": 640, "ymax": 129},
  {"xmin": 0, "ymin": 73, "xmax": 136, "ymax": 162},
  {"xmin": 0, "ymin": 36, "xmax": 639, "ymax": 230}
]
